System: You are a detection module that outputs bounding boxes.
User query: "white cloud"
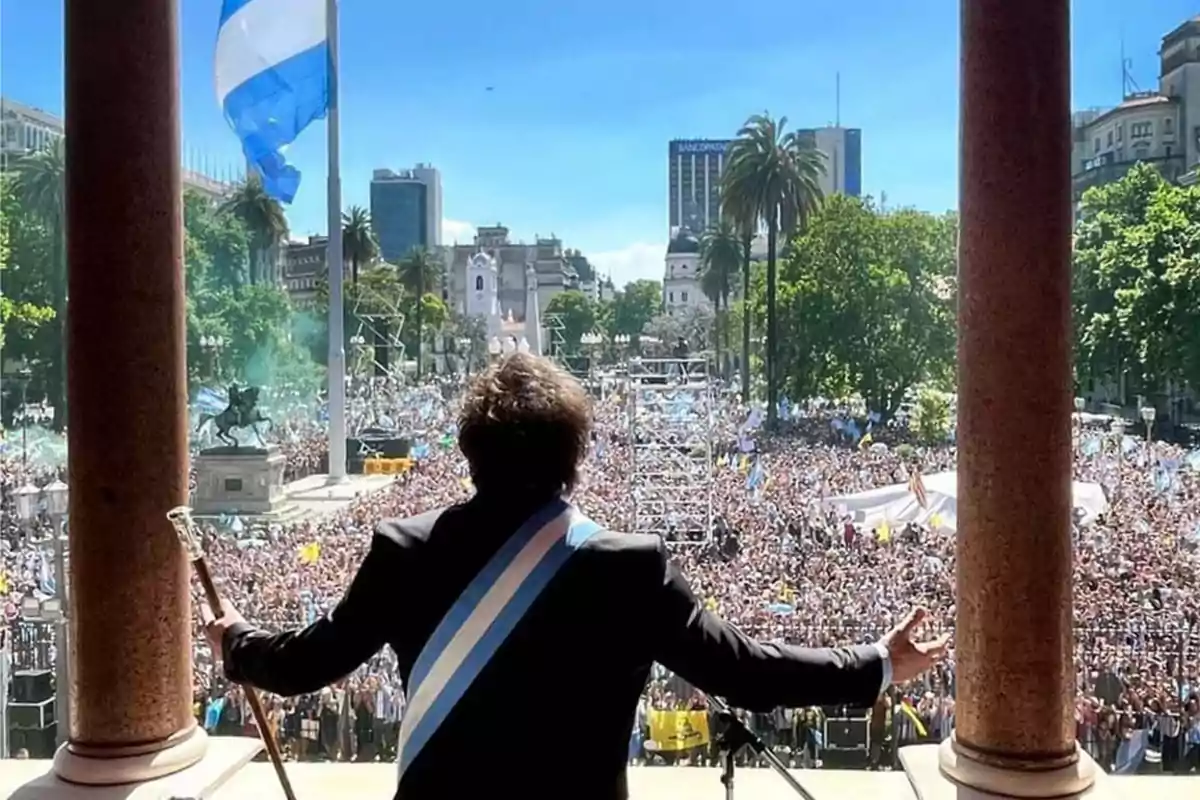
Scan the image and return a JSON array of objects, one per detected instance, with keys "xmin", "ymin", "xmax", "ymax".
[
  {"xmin": 589, "ymin": 241, "xmax": 665, "ymax": 290},
  {"xmin": 442, "ymin": 218, "xmax": 477, "ymax": 244}
]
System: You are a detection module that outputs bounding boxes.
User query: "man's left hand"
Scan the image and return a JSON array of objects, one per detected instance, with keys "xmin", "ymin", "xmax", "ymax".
[{"xmin": 880, "ymin": 607, "xmax": 951, "ymax": 685}]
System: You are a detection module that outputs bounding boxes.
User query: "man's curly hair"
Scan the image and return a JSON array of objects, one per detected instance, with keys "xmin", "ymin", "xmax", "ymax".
[{"xmin": 458, "ymin": 353, "xmax": 592, "ymax": 494}]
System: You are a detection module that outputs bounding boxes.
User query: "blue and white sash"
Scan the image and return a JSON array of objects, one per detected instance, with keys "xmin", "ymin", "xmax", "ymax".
[{"xmin": 397, "ymin": 497, "xmax": 602, "ymax": 778}]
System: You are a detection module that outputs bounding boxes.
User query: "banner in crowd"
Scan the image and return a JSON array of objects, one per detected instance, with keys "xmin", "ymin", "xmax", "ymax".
[{"xmin": 647, "ymin": 709, "xmax": 710, "ymax": 751}]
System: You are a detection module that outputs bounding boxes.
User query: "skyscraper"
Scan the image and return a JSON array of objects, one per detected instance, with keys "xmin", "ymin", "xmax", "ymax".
[
  {"xmin": 667, "ymin": 128, "xmax": 862, "ymax": 233},
  {"xmin": 370, "ymin": 164, "xmax": 443, "ymax": 262}
]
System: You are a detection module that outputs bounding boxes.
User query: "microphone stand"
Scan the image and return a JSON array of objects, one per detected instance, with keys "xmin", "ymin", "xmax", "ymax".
[{"xmin": 707, "ymin": 695, "xmax": 817, "ymax": 800}]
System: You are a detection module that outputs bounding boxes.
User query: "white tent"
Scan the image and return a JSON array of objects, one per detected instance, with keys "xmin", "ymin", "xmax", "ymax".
[{"xmin": 826, "ymin": 471, "xmax": 1109, "ymax": 532}]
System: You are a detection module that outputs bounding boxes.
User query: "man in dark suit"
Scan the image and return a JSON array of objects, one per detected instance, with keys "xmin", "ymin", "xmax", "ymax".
[{"xmin": 204, "ymin": 353, "xmax": 948, "ymax": 799}]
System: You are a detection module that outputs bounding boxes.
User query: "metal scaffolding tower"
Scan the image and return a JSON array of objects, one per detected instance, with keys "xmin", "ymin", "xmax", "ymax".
[
  {"xmin": 627, "ymin": 357, "xmax": 714, "ymax": 544},
  {"xmin": 543, "ymin": 312, "xmax": 569, "ymax": 367},
  {"xmin": 349, "ymin": 287, "xmax": 408, "ymax": 380}
]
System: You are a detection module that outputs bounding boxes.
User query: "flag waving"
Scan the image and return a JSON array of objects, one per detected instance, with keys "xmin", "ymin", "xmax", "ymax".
[
  {"xmin": 908, "ymin": 471, "xmax": 928, "ymax": 509},
  {"xmin": 216, "ymin": 0, "xmax": 330, "ymax": 203}
]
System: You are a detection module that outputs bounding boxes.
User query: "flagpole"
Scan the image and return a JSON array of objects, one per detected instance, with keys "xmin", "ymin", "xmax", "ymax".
[{"xmin": 325, "ymin": 0, "xmax": 347, "ymax": 482}]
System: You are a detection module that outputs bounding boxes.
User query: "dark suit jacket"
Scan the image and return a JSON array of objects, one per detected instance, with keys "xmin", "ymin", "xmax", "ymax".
[{"xmin": 223, "ymin": 489, "xmax": 885, "ymax": 799}]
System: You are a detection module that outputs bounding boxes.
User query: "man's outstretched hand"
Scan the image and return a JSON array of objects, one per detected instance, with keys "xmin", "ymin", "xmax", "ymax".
[{"xmin": 880, "ymin": 607, "xmax": 951, "ymax": 685}]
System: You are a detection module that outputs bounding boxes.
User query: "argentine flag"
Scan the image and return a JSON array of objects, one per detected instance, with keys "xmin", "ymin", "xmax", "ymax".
[{"xmin": 215, "ymin": 0, "xmax": 330, "ymax": 203}]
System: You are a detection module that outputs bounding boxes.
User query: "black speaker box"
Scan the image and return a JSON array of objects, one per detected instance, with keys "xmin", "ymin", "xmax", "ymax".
[
  {"xmin": 12, "ymin": 669, "xmax": 54, "ymax": 704},
  {"xmin": 823, "ymin": 717, "xmax": 869, "ymax": 750},
  {"xmin": 10, "ymin": 722, "xmax": 56, "ymax": 759},
  {"xmin": 10, "ymin": 697, "xmax": 56, "ymax": 729}
]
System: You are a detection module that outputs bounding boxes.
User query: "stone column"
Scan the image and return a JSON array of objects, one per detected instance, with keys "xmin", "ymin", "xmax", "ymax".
[
  {"xmin": 939, "ymin": 0, "xmax": 1095, "ymax": 794},
  {"xmin": 58, "ymin": 0, "xmax": 205, "ymax": 784}
]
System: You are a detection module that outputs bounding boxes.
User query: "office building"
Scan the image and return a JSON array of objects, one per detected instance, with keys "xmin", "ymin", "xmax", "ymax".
[
  {"xmin": 1072, "ymin": 16, "xmax": 1200, "ymax": 202},
  {"xmin": 808, "ymin": 126, "xmax": 863, "ymax": 200},
  {"xmin": 282, "ymin": 235, "xmax": 327, "ymax": 304},
  {"xmin": 1, "ymin": 97, "xmax": 63, "ymax": 167},
  {"xmin": 668, "ymin": 128, "xmax": 862, "ymax": 233},
  {"xmin": 370, "ymin": 165, "xmax": 442, "ymax": 262},
  {"xmin": 2, "ymin": 97, "xmax": 237, "ymax": 200}
]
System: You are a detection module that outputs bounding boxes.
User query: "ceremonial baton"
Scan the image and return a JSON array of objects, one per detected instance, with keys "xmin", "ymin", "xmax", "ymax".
[{"xmin": 167, "ymin": 506, "xmax": 297, "ymax": 800}]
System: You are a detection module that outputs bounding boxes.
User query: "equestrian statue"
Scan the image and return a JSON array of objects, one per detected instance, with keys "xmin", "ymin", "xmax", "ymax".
[{"xmin": 197, "ymin": 384, "xmax": 273, "ymax": 448}]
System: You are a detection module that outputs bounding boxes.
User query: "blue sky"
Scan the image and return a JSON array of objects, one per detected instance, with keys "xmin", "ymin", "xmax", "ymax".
[{"xmin": 2, "ymin": 0, "xmax": 1197, "ymax": 286}]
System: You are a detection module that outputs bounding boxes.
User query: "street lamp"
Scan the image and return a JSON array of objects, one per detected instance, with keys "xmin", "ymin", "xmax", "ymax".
[
  {"xmin": 1140, "ymin": 405, "xmax": 1156, "ymax": 443},
  {"xmin": 457, "ymin": 337, "xmax": 472, "ymax": 376},
  {"xmin": 3, "ymin": 363, "xmax": 33, "ymax": 473},
  {"xmin": 199, "ymin": 334, "xmax": 225, "ymax": 380},
  {"xmin": 13, "ymin": 484, "xmax": 40, "ymax": 522},
  {"xmin": 45, "ymin": 479, "xmax": 68, "ymax": 517}
]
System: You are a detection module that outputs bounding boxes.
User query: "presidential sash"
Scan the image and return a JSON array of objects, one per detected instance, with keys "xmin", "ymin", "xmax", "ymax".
[{"xmin": 397, "ymin": 497, "xmax": 602, "ymax": 777}]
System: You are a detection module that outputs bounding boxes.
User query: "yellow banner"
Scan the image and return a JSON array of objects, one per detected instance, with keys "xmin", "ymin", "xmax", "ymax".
[{"xmin": 647, "ymin": 709, "xmax": 710, "ymax": 752}]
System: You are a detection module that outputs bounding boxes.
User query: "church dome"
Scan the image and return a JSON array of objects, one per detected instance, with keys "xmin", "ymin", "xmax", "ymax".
[{"xmin": 667, "ymin": 228, "xmax": 701, "ymax": 255}]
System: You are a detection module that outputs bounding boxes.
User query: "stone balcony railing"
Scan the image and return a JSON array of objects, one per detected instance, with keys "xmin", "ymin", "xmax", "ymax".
[{"xmin": 0, "ymin": 742, "xmax": 1193, "ymax": 800}]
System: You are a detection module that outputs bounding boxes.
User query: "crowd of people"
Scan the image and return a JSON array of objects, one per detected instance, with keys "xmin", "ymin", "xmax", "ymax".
[{"xmin": 2, "ymin": 374, "xmax": 1199, "ymax": 774}]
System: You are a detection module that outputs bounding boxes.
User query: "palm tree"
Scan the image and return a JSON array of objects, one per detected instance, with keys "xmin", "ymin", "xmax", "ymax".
[
  {"xmin": 15, "ymin": 138, "xmax": 67, "ymax": 430},
  {"xmin": 721, "ymin": 113, "xmax": 824, "ymax": 427},
  {"xmin": 396, "ymin": 247, "xmax": 444, "ymax": 378},
  {"xmin": 699, "ymin": 220, "xmax": 741, "ymax": 380},
  {"xmin": 341, "ymin": 205, "xmax": 377, "ymax": 286},
  {"xmin": 219, "ymin": 172, "xmax": 288, "ymax": 285}
]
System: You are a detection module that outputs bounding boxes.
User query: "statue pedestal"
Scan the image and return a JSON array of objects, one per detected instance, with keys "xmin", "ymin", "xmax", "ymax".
[{"xmin": 193, "ymin": 446, "xmax": 290, "ymax": 517}]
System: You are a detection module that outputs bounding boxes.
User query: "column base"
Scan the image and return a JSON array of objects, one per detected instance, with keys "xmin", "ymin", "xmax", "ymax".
[
  {"xmin": 899, "ymin": 738, "xmax": 1107, "ymax": 799},
  {"xmin": 54, "ymin": 724, "xmax": 209, "ymax": 786},
  {"xmin": 5, "ymin": 736, "xmax": 263, "ymax": 800}
]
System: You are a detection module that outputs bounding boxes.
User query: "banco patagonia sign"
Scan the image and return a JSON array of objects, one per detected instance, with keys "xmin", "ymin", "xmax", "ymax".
[{"xmin": 671, "ymin": 140, "xmax": 731, "ymax": 155}]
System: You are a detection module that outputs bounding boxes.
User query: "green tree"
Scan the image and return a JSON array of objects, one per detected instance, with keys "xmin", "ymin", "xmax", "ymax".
[
  {"xmin": 219, "ymin": 173, "xmax": 289, "ymax": 285},
  {"xmin": 342, "ymin": 205, "xmax": 377, "ymax": 287},
  {"xmin": 185, "ymin": 185, "xmax": 312, "ymax": 390},
  {"xmin": 610, "ymin": 279, "xmax": 661, "ymax": 348},
  {"xmin": 395, "ymin": 247, "xmax": 445, "ymax": 377},
  {"xmin": 699, "ymin": 220, "xmax": 741, "ymax": 377},
  {"xmin": 0, "ymin": 175, "xmax": 55, "ymax": 355},
  {"xmin": 185, "ymin": 189, "xmax": 251, "ymax": 291},
  {"xmin": 722, "ymin": 113, "xmax": 824, "ymax": 426},
  {"xmin": 13, "ymin": 140, "xmax": 67, "ymax": 429},
  {"xmin": 910, "ymin": 386, "xmax": 953, "ymax": 444},
  {"xmin": 1073, "ymin": 162, "xmax": 1200, "ymax": 404},
  {"xmin": 545, "ymin": 290, "xmax": 597, "ymax": 352},
  {"xmin": 766, "ymin": 195, "xmax": 956, "ymax": 416}
]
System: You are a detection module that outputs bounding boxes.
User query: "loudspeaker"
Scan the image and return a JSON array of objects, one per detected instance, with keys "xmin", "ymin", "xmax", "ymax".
[
  {"xmin": 10, "ymin": 722, "xmax": 56, "ymax": 759},
  {"xmin": 10, "ymin": 697, "xmax": 56, "ymax": 729},
  {"xmin": 823, "ymin": 717, "xmax": 869, "ymax": 750},
  {"xmin": 12, "ymin": 669, "xmax": 54, "ymax": 704}
]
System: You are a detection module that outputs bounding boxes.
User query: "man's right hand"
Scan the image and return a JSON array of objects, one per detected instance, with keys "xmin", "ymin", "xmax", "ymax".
[
  {"xmin": 880, "ymin": 607, "xmax": 951, "ymax": 685},
  {"xmin": 200, "ymin": 598, "xmax": 245, "ymax": 662}
]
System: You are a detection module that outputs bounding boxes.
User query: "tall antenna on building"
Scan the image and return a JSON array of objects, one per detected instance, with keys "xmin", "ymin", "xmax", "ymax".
[
  {"xmin": 835, "ymin": 72, "xmax": 841, "ymax": 128},
  {"xmin": 1120, "ymin": 36, "xmax": 1140, "ymax": 98}
]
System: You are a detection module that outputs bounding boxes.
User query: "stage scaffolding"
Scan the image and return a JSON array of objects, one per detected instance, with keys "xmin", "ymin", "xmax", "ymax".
[
  {"xmin": 543, "ymin": 312, "xmax": 568, "ymax": 367},
  {"xmin": 350, "ymin": 287, "xmax": 408, "ymax": 380},
  {"xmin": 626, "ymin": 357, "xmax": 715, "ymax": 544}
]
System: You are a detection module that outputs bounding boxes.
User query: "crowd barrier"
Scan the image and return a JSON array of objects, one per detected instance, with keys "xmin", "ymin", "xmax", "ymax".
[{"xmin": 5, "ymin": 612, "xmax": 1195, "ymax": 770}]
